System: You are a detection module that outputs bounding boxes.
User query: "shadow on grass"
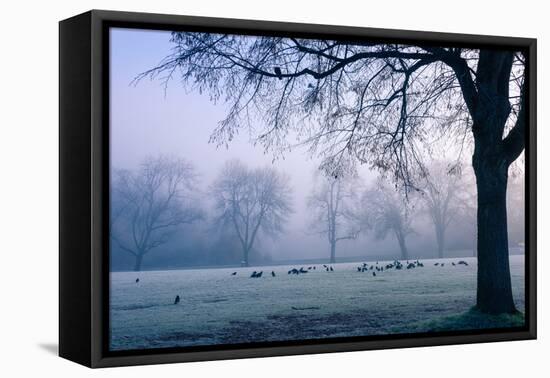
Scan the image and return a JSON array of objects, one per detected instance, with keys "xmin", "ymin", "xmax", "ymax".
[{"xmin": 392, "ymin": 307, "xmax": 525, "ymax": 333}]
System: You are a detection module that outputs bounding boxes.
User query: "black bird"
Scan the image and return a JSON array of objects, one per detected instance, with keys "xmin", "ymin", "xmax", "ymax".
[
  {"xmin": 308, "ymin": 267, "xmax": 312, "ymax": 270},
  {"xmin": 441, "ymin": 263, "xmax": 445, "ymax": 267},
  {"xmin": 452, "ymin": 262, "xmax": 456, "ymax": 266},
  {"xmin": 357, "ymin": 267, "xmax": 362, "ymax": 272},
  {"xmin": 231, "ymin": 272, "xmax": 237, "ymax": 276},
  {"xmin": 330, "ymin": 266, "xmax": 334, "ymax": 272},
  {"xmin": 135, "ymin": 278, "xmax": 140, "ymax": 283},
  {"xmin": 174, "ymin": 295, "xmax": 180, "ymax": 305},
  {"xmin": 274, "ymin": 66, "xmax": 283, "ymax": 80},
  {"xmin": 372, "ymin": 272, "xmax": 376, "ymax": 277},
  {"xmin": 313, "ymin": 266, "xmax": 316, "ymax": 270},
  {"xmin": 299, "ymin": 267, "xmax": 308, "ymax": 274},
  {"xmin": 257, "ymin": 271, "xmax": 263, "ymax": 277},
  {"xmin": 458, "ymin": 260, "xmax": 469, "ymax": 266},
  {"xmin": 250, "ymin": 271, "xmax": 258, "ymax": 278},
  {"xmin": 271, "ymin": 271, "xmax": 276, "ymax": 277},
  {"xmin": 323, "ymin": 264, "xmax": 328, "ymax": 268},
  {"xmin": 434, "ymin": 263, "xmax": 439, "ymax": 266}
]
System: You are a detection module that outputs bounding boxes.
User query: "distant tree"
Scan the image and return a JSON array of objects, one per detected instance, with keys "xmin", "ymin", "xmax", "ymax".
[
  {"xmin": 211, "ymin": 160, "xmax": 292, "ymax": 266},
  {"xmin": 307, "ymin": 173, "xmax": 361, "ymax": 263},
  {"xmin": 138, "ymin": 34, "xmax": 527, "ymax": 313},
  {"xmin": 507, "ymin": 170, "xmax": 525, "ymax": 247},
  {"xmin": 110, "ymin": 156, "xmax": 203, "ymax": 271},
  {"xmin": 421, "ymin": 161, "xmax": 464, "ymax": 258},
  {"xmin": 361, "ymin": 180, "xmax": 415, "ymax": 260}
]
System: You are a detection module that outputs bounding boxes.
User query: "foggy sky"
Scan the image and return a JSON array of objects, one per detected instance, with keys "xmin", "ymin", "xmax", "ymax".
[
  {"xmin": 109, "ymin": 28, "xmax": 524, "ymax": 266},
  {"xmin": 111, "ymin": 27, "xmax": 382, "ymax": 261}
]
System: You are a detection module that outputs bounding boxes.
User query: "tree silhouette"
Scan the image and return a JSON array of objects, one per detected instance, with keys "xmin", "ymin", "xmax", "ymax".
[
  {"xmin": 421, "ymin": 161, "xmax": 464, "ymax": 258},
  {"xmin": 211, "ymin": 160, "xmax": 292, "ymax": 266},
  {"xmin": 307, "ymin": 173, "xmax": 360, "ymax": 263},
  {"xmin": 361, "ymin": 180, "xmax": 415, "ymax": 260},
  {"xmin": 138, "ymin": 33, "xmax": 526, "ymax": 314},
  {"xmin": 110, "ymin": 156, "xmax": 203, "ymax": 271}
]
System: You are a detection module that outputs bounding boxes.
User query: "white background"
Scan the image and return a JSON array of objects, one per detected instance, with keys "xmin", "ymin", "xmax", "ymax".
[{"xmin": 0, "ymin": 0, "xmax": 546, "ymax": 376}]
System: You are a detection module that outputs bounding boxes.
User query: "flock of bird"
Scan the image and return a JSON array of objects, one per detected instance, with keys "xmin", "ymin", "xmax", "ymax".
[
  {"xmin": 228, "ymin": 259, "xmax": 470, "ymax": 279},
  {"xmin": 246, "ymin": 264, "xmax": 336, "ymax": 278},
  {"xmin": 134, "ymin": 259, "xmax": 471, "ymax": 304}
]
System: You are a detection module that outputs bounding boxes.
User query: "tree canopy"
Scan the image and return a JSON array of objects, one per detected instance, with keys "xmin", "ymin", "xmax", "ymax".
[{"xmin": 138, "ymin": 33, "xmax": 525, "ymax": 188}]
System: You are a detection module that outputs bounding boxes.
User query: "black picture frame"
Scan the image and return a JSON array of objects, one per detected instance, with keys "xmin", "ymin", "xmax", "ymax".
[{"xmin": 59, "ymin": 9, "xmax": 537, "ymax": 368}]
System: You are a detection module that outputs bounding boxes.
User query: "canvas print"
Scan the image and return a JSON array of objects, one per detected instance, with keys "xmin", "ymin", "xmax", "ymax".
[{"xmin": 109, "ymin": 27, "xmax": 527, "ymax": 352}]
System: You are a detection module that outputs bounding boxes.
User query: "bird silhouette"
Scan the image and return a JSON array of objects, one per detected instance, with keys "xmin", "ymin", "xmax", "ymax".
[
  {"xmin": 271, "ymin": 271, "xmax": 276, "ymax": 277},
  {"xmin": 174, "ymin": 295, "xmax": 180, "ymax": 305},
  {"xmin": 372, "ymin": 272, "xmax": 376, "ymax": 277},
  {"xmin": 330, "ymin": 266, "xmax": 334, "ymax": 271},
  {"xmin": 231, "ymin": 272, "xmax": 237, "ymax": 276},
  {"xmin": 274, "ymin": 66, "xmax": 283, "ymax": 80},
  {"xmin": 135, "ymin": 278, "xmax": 139, "ymax": 283}
]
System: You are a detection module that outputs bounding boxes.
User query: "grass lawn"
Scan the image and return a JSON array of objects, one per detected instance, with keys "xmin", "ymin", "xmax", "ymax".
[{"xmin": 394, "ymin": 307, "xmax": 525, "ymax": 333}]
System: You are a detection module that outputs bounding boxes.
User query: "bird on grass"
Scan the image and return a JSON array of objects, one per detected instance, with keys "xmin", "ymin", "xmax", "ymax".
[{"xmin": 174, "ymin": 295, "xmax": 180, "ymax": 305}]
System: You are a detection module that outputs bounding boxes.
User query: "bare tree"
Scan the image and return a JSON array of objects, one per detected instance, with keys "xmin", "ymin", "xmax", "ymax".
[
  {"xmin": 110, "ymin": 156, "xmax": 203, "ymax": 271},
  {"xmin": 307, "ymin": 173, "xmax": 361, "ymax": 263},
  {"xmin": 361, "ymin": 180, "xmax": 415, "ymax": 260},
  {"xmin": 421, "ymin": 161, "xmax": 464, "ymax": 258},
  {"xmin": 211, "ymin": 160, "xmax": 292, "ymax": 266},
  {"xmin": 138, "ymin": 34, "xmax": 527, "ymax": 313},
  {"xmin": 507, "ymin": 170, "xmax": 525, "ymax": 248}
]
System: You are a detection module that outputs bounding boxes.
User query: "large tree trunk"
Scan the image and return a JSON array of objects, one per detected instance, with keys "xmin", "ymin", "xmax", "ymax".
[
  {"xmin": 133, "ymin": 253, "xmax": 144, "ymax": 272},
  {"xmin": 472, "ymin": 120, "xmax": 516, "ymax": 314},
  {"xmin": 467, "ymin": 50, "xmax": 518, "ymax": 314},
  {"xmin": 330, "ymin": 241, "xmax": 336, "ymax": 264}
]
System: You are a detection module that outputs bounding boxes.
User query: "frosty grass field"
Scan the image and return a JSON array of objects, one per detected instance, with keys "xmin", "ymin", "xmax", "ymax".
[{"xmin": 110, "ymin": 255, "xmax": 525, "ymax": 351}]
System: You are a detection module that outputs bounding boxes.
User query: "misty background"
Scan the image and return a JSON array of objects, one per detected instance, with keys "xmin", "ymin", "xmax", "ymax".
[{"xmin": 109, "ymin": 28, "xmax": 525, "ymax": 271}]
